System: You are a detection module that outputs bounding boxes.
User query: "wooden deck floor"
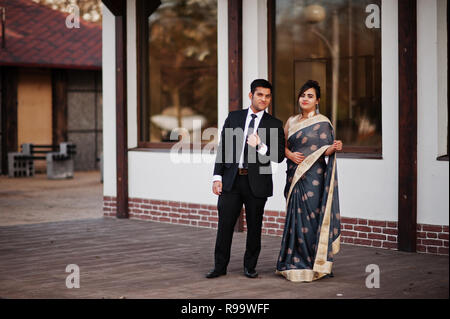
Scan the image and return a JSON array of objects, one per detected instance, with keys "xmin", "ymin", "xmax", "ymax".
[{"xmin": 0, "ymin": 217, "xmax": 448, "ymax": 299}]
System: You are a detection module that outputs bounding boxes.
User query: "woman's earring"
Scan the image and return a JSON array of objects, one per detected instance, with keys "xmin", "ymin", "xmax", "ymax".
[{"xmin": 315, "ymin": 103, "xmax": 319, "ymax": 114}]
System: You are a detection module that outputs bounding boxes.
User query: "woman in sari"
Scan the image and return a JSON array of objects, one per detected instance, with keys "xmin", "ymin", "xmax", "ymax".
[{"xmin": 276, "ymin": 80, "xmax": 342, "ymax": 282}]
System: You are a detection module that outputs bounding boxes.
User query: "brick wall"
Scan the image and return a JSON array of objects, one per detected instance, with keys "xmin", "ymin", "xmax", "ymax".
[
  {"xmin": 103, "ymin": 196, "xmax": 449, "ymax": 256},
  {"xmin": 103, "ymin": 196, "xmax": 219, "ymax": 228},
  {"xmin": 417, "ymin": 224, "xmax": 449, "ymax": 255},
  {"xmin": 340, "ymin": 218, "xmax": 399, "ymax": 250}
]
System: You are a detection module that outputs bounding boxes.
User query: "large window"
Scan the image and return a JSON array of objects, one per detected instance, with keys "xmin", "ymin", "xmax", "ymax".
[
  {"xmin": 272, "ymin": 0, "xmax": 382, "ymax": 155},
  {"xmin": 137, "ymin": 0, "xmax": 218, "ymax": 147}
]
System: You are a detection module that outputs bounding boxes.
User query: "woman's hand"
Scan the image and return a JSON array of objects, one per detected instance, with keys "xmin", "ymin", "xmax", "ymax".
[
  {"xmin": 334, "ymin": 140, "xmax": 343, "ymax": 151},
  {"xmin": 325, "ymin": 140, "xmax": 343, "ymax": 155},
  {"xmin": 289, "ymin": 151, "xmax": 305, "ymax": 165}
]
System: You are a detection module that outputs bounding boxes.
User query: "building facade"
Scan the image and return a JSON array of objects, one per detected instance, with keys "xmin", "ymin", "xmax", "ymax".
[{"xmin": 101, "ymin": 0, "xmax": 449, "ymax": 255}]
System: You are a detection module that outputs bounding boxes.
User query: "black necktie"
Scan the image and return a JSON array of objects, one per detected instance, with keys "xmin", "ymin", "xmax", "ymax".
[{"xmin": 243, "ymin": 114, "xmax": 257, "ymax": 169}]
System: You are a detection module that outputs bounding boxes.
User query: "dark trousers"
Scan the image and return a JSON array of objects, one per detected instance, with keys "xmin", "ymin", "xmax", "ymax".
[{"xmin": 214, "ymin": 174, "xmax": 267, "ymax": 272}]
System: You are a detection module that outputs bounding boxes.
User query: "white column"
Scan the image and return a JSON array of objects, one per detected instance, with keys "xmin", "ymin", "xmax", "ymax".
[
  {"xmin": 102, "ymin": 3, "xmax": 117, "ymax": 196},
  {"xmin": 436, "ymin": 0, "xmax": 448, "ymax": 157},
  {"xmin": 242, "ymin": 0, "xmax": 268, "ymax": 106},
  {"xmin": 417, "ymin": 0, "xmax": 449, "ymax": 225},
  {"xmin": 127, "ymin": 0, "xmax": 138, "ymax": 149},
  {"xmin": 218, "ymin": 0, "xmax": 229, "ymax": 132}
]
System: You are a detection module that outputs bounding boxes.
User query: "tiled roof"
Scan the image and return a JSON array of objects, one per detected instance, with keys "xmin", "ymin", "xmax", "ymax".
[{"xmin": 0, "ymin": 0, "xmax": 101, "ymax": 69}]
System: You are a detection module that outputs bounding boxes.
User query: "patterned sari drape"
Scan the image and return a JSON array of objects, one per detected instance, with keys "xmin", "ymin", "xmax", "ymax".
[{"xmin": 276, "ymin": 114, "xmax": 341, "ymax": 282}]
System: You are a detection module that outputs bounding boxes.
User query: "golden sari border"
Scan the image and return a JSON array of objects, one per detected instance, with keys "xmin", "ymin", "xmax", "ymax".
[
  {"xmin": 313, "ymin": 155, "xmax": 338, "ymax": 273},
  {"xmin": 287, "ymin": 114, "xmax": 332, "ymax": 140},
  {"xmin": 312, "ymin": 261, "xmax": 333, "ymax": 274},
  {"xmin": 332, "ymin": 235, "xmax": 341, "ymax": 254},
  {"xmin": 275, "ymin": 269, "xmax": 327, "ymax": 283}
]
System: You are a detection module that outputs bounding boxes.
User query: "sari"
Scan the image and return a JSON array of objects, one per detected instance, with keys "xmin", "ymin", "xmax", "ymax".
[{"xmin": 276, "ymin": 114, "xmax": 341, "ymax": 282}]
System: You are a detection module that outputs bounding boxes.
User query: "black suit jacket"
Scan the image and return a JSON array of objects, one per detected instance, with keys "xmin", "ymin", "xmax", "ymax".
[{"xmin": 214, "ymin": 109, "xmax": 285, "ymax": 198}]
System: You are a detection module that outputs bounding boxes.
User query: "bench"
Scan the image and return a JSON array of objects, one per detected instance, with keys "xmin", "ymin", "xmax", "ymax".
[{"xmin": 8, "ymin": 142, "xmax": 76, "ymax": 179}]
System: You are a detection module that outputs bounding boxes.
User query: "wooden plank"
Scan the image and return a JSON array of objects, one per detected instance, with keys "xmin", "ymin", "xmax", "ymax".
[
  {"xmin": 102, "ymin": 0, "xmax": 125, "ymax": 16},
  {"xmin": 228, "ymin": 0, "xmax": 242, "ymax": 112},
  {"xmin": 0, "ymin": 67, "xmax": 18, "ymax": 174},
  {"xmin": 51, "ymin": 69, "xmax": 68, "ymax": 145},
  {"xmin": 103, "ymin": 0, "xmax": 126, "ymax": 206},
  {"xmin": 136, "ymin": 0, "xmax": 149, "ymax": 143},
  {"xmin": 115, "ymin": 14, "xmax": 128, "ymax": 219},
  {"xmin": 398, "ymin": 0, "xmax": 417, "ymax": 252},
  {"xmin": 228, "ymin": 0, "xmax": 244, "ymax": 232}
]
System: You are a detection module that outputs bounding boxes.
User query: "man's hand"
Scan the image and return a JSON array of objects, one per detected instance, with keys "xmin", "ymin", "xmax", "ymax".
[
  {"xmin": 212, "ymin": 181, "xmax": 222, "ymax": 195},
  {"xmin": 247, "ymin": 133, "xmax": 261, "ymax": 148}
]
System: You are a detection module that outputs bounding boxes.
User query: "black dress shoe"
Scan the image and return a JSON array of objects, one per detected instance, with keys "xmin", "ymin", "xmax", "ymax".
[
  {"xmin": 205, "ymin": 269, "xmax": 226, "ymax": 279},
  {"xmin": 324, "ymin": 272, "xmax": 334, "ymax": 279},
  {"xmin": 244, "ymin": 268, "xmax": 258, "ymax": 278}
]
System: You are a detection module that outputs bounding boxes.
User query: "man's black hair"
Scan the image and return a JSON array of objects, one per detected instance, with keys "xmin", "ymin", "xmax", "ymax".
[{"xmin": 250, "ymin": 79, "xmax": 272, "ymax": 94}]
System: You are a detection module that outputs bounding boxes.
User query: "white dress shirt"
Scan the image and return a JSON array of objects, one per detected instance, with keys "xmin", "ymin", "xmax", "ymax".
[{"xmin": 213, "ymin": 108, "xmax": 268, "ymax": 183}]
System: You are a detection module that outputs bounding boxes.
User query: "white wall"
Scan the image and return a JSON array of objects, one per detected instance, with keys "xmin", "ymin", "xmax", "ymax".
[
  {"xmin": 103, "ymin": 0, "xmax": 448, "ymax": 226},
  {"xmin": 128, "ymin": 151, "xmax": 218, "ymax": 204},
  {"xmin": 417, "ymin": 0, "xmax": 449, "ymax": 226}
]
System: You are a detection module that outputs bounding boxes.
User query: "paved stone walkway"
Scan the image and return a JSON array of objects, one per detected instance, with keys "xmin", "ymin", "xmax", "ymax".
[{"xmin": 0, "ymin": 172, "xmax": 103, "ymax": 226}]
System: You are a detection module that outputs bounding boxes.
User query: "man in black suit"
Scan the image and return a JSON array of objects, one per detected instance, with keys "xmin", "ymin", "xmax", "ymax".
[{"xmin": 206, "ymin": 79, "xmax": 285, "ymax": 279}]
